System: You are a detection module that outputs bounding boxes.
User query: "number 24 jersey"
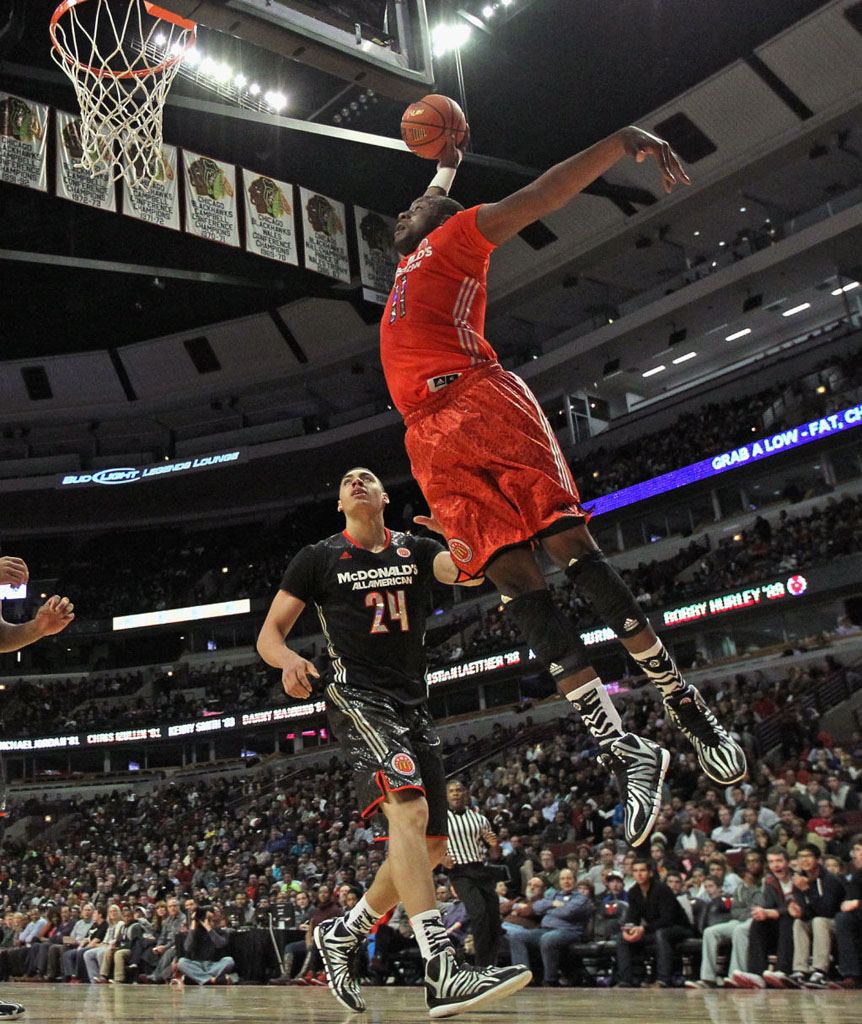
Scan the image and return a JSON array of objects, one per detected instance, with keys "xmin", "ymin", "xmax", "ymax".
[{"xmin": 279, "ymin": 529, "xmax": 445, "ymax": 705}]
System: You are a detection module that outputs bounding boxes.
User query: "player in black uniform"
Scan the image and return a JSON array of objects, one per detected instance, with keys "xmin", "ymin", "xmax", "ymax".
[
  {"xmin": 257, "ymin": 468, "xmax": 531, "ymax": 1018},
  {"xmin": 0, "ymin": 553, "xmax": 74, "ymax": 1021}
]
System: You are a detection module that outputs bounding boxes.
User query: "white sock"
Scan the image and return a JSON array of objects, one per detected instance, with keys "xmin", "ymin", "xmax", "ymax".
[
  {"xmin": 566, "ymin": 678, "xmax": 624, "ymax": 743},
  {"xmin": 410, "ymin": 908, "xmax": 451, "ymax": 961},
  {"xmin": 345, "ymin": 894, "xmax": 383, "ymax": 937}
]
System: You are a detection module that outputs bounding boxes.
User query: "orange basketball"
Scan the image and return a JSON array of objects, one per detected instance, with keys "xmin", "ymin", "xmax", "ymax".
[{"xmin": 400, "ymin": 94, "xmax": 467, "ymax": 159}]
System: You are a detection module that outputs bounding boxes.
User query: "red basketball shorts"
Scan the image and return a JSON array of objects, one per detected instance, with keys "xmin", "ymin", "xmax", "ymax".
[{"xmin": 403, "ymin": 361, "xmax": 587, "ymax": 579}]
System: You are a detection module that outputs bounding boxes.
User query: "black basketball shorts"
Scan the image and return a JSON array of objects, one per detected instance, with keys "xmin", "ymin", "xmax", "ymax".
[{"xmin": 325, "ymin": 682, "xmax": 448, "ymax": 839}]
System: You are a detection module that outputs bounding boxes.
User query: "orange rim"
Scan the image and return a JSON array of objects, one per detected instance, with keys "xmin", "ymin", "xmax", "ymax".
[{"xmin": 50, "ymin": 0, "xmax": 197, "ymax": 79}]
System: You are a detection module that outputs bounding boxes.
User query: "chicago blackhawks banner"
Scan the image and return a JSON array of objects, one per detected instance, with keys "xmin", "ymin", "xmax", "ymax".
[
  {"xmin": 242, "ymin": 169, "xmax": 298, "ymax": 265},
  {"xmin": 55, "ymin": 109, "xmax": 116, "ymax": 211},
  {"xmin": 354, "ymin": 206, "xmax": 399, "ymax": 304},
  {"xmin": 0, "ymin": 93, "xmax": 48, "ymax": 192},
  {"xmin": 182, "ymin": 149, "xmax": 239, "ymax": 247},
  {"xmin": 299, "ymin": 187, "xmax": 350, "ymax": 283},
  {"xmin": 122, "ymin": 142, "xmax": 181, "ymax": 231}
]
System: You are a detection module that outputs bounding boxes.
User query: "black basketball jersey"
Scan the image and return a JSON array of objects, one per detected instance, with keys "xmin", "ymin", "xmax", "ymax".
[{"xmin": 279, "ymin": 528, "xmax": 445, "ymax": 705}]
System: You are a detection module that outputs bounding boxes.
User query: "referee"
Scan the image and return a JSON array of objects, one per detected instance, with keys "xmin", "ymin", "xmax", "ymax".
[{"xmin": 444, "ymin": 781, "xmax": 504, "ymax": 968}]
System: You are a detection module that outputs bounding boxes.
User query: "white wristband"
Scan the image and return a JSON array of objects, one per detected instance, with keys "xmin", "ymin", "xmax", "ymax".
[{"xmin": 428, "ymin": 167, "xmax": 456, "ymax": 194}]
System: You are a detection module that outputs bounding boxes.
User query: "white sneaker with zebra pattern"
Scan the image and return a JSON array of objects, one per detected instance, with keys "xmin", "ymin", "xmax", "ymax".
[
  {"xmin": 664, "ymin": 684, "xmax": 747, "ymax": 784},
  {"xmin": 599, "ymin": 732, "xmax": 670, "ymax": 847},
  {"xmin": 424, "ymin": 949, "xmax": 531, "ymax": 1019},
  {"xmin": 314, "ymin": 917, "xmax": 365, "ymax": 1012}
]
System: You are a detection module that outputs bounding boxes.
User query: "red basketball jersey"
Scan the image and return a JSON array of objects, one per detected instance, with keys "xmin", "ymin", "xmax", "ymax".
[{"xmin": 379, "ymin": 205, "xmax": 498, "ymax": 414}]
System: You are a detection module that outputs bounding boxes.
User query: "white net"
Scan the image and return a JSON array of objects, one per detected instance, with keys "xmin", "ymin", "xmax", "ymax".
[{"xmin": 50, "ymin": 1, "xmax": 196, "ymax": 190}]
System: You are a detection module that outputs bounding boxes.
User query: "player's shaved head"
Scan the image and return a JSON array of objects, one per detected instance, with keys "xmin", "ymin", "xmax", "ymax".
[
  {"xmin": 423, "ymin": 194, "xmax": 465, "ymax": 224},
  {"xmin": 394, "ymin": 195, "xmax": 465, "ymax": 255}
]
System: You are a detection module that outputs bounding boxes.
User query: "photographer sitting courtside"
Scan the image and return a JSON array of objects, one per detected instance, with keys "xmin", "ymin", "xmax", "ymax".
[{"xmin": 176, "ymin": 907, "xmax": 235, "ymax": 987}]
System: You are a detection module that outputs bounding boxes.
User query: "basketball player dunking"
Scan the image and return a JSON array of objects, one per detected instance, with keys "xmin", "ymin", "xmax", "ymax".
[
  {"xmin": 378, "ymin": 125, "xmax": 747, "ymax": 850},
  {"xmin": 0, "ymin": 553, "xmax": 74, "ymax": 1020},
  {"xmin": 257, "ymin": 469, "xmax": 531, "ymax": 1018}
]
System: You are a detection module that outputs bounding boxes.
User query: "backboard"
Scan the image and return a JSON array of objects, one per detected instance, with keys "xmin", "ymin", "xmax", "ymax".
[{"xmin": 161, "ymin": 0, "xmax": 435, "ymax": 100}]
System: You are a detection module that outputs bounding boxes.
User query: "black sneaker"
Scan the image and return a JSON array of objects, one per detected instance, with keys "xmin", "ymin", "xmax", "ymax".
[
  {"xmin": 599, "ymin": 733, "xmax": 670, "ymax": 847},
  {"xmin": 663, "ymin": 684, "xmax": 747, "ymax": 784},
  {"xmin": 0, "ymin": 1004, "xmax": 24, "ymax": 1020},
  {"xmin": 424, "ymin": 949, "xmax": 531, "ymax": 1019},
  {"xmin": 314, "ymin": 917, "xmax": 365, "ymax": 1012}
]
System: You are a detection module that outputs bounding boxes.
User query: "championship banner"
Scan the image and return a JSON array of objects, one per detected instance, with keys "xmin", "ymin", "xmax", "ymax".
[
  {"xmin": 122, "ymin": 142, "xmax": 180, "ymax": 231},
  {"xmin": 0, "ymin": 93, "xmax": 48, "ymax": 192},
  {"xmin": 354, "ymin": 206, "xmax": 398, "ymax": 304},
  {"xmin": 242, "ymin": 169, "xmax": 298, "ymax": 265},
  {"xmin": 55, "ymin": 109, "xmax": 117, "ymax": 211},
  {"xmin": 182, "ymin": 149, "xmax": 239, "ymax": 247},
  {"xmin": 299, "ymin": 187, "xmax": 351, "ymax": 283}
]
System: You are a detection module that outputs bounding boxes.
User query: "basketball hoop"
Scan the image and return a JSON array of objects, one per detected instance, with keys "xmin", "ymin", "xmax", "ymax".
[{"xmin": 50, "ymin": 1, "xmax": 197, "ymax": 189}]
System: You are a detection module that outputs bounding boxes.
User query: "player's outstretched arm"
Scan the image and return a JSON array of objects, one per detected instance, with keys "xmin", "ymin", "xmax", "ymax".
[
  {"xmin": 424, "ymin": 127, "xmax": 469, "ymax": 197},
  {"xmin": 0, "ymin": 595, "xmax": 75, "ymax": 653},
  {"xmin": 476, "ymin": 126, "xmax": 690, "ymax": 246},
  {"xmin": 257, "ymin": 590, "xmax": 320, "ymax": 699}
]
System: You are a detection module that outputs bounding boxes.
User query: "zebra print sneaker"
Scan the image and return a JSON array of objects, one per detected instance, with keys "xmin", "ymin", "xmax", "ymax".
[
  {"xmin": 599, "ymin": 733, "xmax": 670, "ymax": 847},
  {"xmin": 0, "ymin": 1004, "xmax": 25, "ymax": 1021},
  {"xmin": 314, "ymin": 917, "xmax": 365, "ymax": 1012},
  {"xmin": 664, "ymin": 684, "xmax": 747, "ymax": 784},
  {"xmin": 424, "ymin": 949, "xmax": 531, "ymax": 1019}
]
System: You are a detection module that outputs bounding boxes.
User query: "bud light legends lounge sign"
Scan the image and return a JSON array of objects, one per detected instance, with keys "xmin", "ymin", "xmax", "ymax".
[{"xmin": 58, "ymin": 450, "xmax": 242, "ymax": 487}]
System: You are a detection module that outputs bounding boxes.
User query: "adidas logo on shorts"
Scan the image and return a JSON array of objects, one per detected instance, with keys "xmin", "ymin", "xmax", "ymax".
[
  {"xmin": 549, "ymin": 662, "xmax": 564, "ymax": 676},
  {"xmin": 623, "ymin": 617, "xmax": 640, "ymax": 632}
]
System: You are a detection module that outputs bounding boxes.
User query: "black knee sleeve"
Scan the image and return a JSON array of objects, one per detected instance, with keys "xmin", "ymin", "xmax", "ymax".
[
  {"xmin": 565, "ymin": 549, "xmax": 647, "ymax": 638},
  {"xmin": 506, "ymin": 589, "xmax": 591, "ymax": 679}
]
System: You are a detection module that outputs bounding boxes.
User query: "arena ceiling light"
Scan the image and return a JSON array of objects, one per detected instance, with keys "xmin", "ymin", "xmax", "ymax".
[
  {"xmin": 147, "ymin": 38, "xmax": 280, "ymax": 115},
  {"xmin": 672, "ymin": 351, "xmax": 697, "ymax": 364},
  {"xmin": 782, "ymin": 302, "xmax": 811, "ymax": 317},
  {"xmin": 432, "ymin": 22, "xmax": 472, "ymax": 56},
  {"xmin": 264, "ymin": 91, "xmax": 288, "ymax": 112},
  {"xmin": 725, "ymin": 328, "xmax": 752, "ymax": 341},
  {"xmin": 642, "ymin": 365, "xmax": 666, "ymax": 377},
  {"xmin": 832, "ymin": 281, "xmax": 860, "ymax": 294}
]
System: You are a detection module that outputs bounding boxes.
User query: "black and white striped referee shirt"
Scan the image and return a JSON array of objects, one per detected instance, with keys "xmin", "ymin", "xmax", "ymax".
[{"xmin": 447, "ymin": 806, "xmax": 491, "ymax": 866}]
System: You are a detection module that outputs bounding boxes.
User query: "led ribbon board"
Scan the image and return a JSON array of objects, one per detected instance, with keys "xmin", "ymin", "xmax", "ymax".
[
  {"xmin": 0, "ymin": 699, "xmax": 327, "ymax": 751},
  {"xmin": 590, "ymin": 402, "xmax": 862, "ymax": 518},
  {"xmin": 113, "ymin": 598, "xmax": 250, "ymax": 631}
]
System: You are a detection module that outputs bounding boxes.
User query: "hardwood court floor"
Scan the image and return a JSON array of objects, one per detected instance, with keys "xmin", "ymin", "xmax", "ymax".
[{"xmin": 4, "ymin": 981, "xmax": 862, "ymax": 1024}]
